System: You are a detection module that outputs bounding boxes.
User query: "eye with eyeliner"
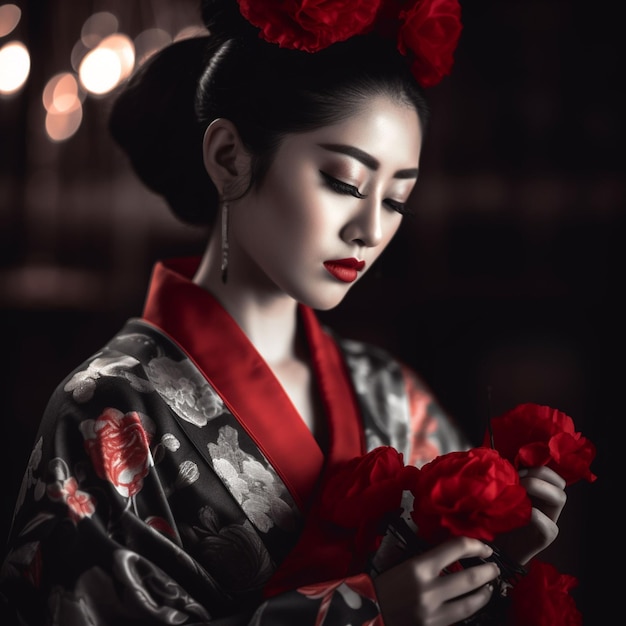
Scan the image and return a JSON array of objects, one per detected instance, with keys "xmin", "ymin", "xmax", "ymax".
[
  {"xmin": 320, "ymin": 170, "xmax": 367, "ymax": 199},
  {"xmin": 385, "ymin": 198, "xmax": 413, "ymax": 216},
  {"xmin": 319, "ymin": 170, "xmax": 414, "ymax": 216}
]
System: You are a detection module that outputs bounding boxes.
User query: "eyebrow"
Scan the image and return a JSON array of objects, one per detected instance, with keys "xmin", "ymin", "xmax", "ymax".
[{"xmin": 318, "ymin": 143, "xmax": 419, "ymax": 179}]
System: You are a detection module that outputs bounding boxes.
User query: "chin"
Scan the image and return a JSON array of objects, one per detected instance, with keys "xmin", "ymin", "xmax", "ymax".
[
  {"xmin": 299, "ymin": 289, "xmax": 350, "ymax": 312},
  {"xmin": 284, "ymin": 277, "xmax": 353, "ymax": 311}
]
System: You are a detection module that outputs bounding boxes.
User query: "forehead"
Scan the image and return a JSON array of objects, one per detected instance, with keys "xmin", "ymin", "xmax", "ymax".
[{"xmin": 280, "ymin": 95, "xmax": 423, "ymax": 168}]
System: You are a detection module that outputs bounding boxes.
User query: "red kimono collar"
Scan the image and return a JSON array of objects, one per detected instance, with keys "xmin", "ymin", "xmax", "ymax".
[{"xmin": 141, "ymin": 257, "xmax": 364, "ymax": 509}]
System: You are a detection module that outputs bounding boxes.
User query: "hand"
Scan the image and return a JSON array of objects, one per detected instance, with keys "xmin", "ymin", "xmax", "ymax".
[
  {"xmin": 494, "ymin": 465, "xmax": 567, "ymax": 565},
  {"xmin": 374, "ymin": 536, "xmax": 499, "ymax": 626}
]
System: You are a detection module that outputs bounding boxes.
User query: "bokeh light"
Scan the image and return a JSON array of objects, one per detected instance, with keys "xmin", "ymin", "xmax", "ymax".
[
  {"xmin": 43, "ymin": 72, "xmax": 81, "ymax": 113},
  {"xmin": 81, "ymin": 11, "xmax": 118, "ymax": 48},
  {"xmin": 3, "ymin": 6, "xmax": 204, "ymax": 140},
  {"xmin": 0, "ymin": 3, "xmax": 21, "ymax": 38},
  {"xmin": 78, "ymin": 47, "xmax": 120, "ymax": 95},
  {"xmin": 45, "ymin": 105, "xmax": 83, "ymax": 142},
  {"xmin": 78, "ymin": 32, "xmax": 134, "ymax": 95},
  {"xmin": 99, "ymin": 33, "xmax": 135, "ymax": 80},
  {"xmin": 0, "ymin": 40, "xmax": 29, "ymax": 94}
]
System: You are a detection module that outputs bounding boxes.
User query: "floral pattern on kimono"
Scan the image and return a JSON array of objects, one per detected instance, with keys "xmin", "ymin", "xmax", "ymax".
[{"xmin": 0, "ymin": 257, "xmax": 470, "ymax": 625}]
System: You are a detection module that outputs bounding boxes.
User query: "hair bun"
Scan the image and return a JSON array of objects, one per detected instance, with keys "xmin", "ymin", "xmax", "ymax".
[{"xmin": 108, "ymin": 36, "xmax": 217, "ymax": 224}]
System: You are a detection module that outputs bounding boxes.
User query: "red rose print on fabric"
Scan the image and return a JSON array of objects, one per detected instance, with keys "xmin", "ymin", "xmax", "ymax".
[
  {"xmin": 47, "ymin": 476, "xmax": 96, "ymax": 523},
  {"xmin": 80, "ymin": 407, "xmax": 155, "ymax": 498}
]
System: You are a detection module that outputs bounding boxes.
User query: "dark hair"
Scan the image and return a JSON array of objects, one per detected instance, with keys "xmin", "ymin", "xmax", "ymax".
[{"xmin": 108, "ymin": 0, "xmax": 430, "ymax": 226}]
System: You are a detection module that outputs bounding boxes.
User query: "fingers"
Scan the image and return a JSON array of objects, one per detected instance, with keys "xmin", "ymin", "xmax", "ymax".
[
  {"xmin": 375, "ymin": 537, "xmax": 499, "ymax": 626},
  {"xmin": 519, "ymin": 465, "xmax": 566, "ymax": 489},
  {"xmin": 430, "ymin": 558, "xmax": 499, "ymax": 602},
  {"xmin": 495, "ymin": 507, "xmax": 559, "ymax": 565},
  {"xmin": 519, "ymin": 466, "xmax": 567, "ymax": 522},
  {"xmin": 433, "ymin": 575, "xmax": 496, "ymax": 626},
  {"xmin": 412, "ymin": 536, "xmax": 494, "ymax": 580}
]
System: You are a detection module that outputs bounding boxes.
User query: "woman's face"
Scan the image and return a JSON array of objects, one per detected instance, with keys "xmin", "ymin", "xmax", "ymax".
[{"xmin": 228, "ymin": 94, "xmax": 423, "ymax": 310}]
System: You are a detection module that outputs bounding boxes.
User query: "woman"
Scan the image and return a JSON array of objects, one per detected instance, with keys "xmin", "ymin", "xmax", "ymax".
[{"xmin": 0, "ymin": 1, "xmax": 567, "ymax": 624}]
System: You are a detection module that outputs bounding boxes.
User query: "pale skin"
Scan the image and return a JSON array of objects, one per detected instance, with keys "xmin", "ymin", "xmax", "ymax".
[{"xmin": 193, "ymin": 94, "xmax": 567, "ymax": 625}]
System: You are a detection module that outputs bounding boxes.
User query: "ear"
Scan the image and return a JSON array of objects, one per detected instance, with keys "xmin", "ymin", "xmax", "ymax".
[{"xmin": 202, "ymin": 118, "xmax": 250, "ymax": 196}]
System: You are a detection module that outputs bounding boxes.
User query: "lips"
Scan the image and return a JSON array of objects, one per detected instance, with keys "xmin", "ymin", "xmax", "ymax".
[{"xmin": 323, "ymin": 258, "xmax": 366, "ymax": 283}]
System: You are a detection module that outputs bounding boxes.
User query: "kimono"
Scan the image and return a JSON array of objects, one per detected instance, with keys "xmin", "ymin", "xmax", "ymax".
[{"xmin": 0, "ymin": 257, "xmax": 469, "ymax": 625}]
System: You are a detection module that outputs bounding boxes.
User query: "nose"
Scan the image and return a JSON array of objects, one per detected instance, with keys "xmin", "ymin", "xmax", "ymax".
[{"xmin": 341, "ymin": 197, "xmax": 384, "ymax": 248}]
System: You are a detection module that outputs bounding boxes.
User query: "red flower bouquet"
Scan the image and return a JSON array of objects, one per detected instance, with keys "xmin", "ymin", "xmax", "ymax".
[{"xmin": 265, "ymin": 404, "xmax": 596, "ymax": 625}]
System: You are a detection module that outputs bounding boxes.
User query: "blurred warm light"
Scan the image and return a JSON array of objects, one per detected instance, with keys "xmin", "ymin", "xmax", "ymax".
[
  {"xmin": 134, "ymin": 27, "xmax": 171, "ymax": 65},
  {"xmin": 78, "ymin": 32, "xmax": 135, "ymax": 95},
  {"xmin": 43, "ymin": 72, "xmax": 81, "ymax": 113},
  {"xmin": 0, "ymin": 40, "xmax": 29, "ymax": 94},
  {"xmin": 79, "ymin": 46, "xmax": 121, "ymax": 95},
  {"xmin": 45, "ymin": 105, "xmax": 83, "ymax": 142},
  {"xmin": 81, "ymin": 11, "xmax": 118, "ymax": 49},
  {"xmin": 0, "ymin": 3, "xmax": 20, "ymax": 37},
  {"xmin": 99, "ymin": 33, "xmax": 135, "ymax": 80}
]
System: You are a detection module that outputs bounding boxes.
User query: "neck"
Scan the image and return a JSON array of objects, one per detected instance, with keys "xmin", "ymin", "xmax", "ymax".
[{"xmin": 193, "ymin": 237, "xmax": 300, "ymax": 365}]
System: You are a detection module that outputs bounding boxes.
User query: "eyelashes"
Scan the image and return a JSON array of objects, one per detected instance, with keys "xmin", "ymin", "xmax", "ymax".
[
  {"xmin": 319, "ymin": 170, "xmax": 413, "ymax": 216},
  {"xmin": 320, "ymin": 170, "xmax": 367, "ymax": 199}
]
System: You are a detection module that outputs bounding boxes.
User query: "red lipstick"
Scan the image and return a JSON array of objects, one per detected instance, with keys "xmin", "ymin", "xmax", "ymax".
[{"xmin": 323, "ymin": 258, "xmax": 366, "ymax": 283}]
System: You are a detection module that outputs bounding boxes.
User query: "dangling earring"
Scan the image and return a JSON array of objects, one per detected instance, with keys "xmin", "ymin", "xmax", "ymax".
[{"xmin": 220, "ymin": 201, "xmax": 229, "ymax": 284}]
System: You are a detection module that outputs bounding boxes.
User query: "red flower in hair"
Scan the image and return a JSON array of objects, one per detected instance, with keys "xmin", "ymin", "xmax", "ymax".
[
  {"xmin": 397, "ymin": 0, "xmax": 463, "ymax": 87},
  {"xmin": 236, "ymin": 0, "xmax": 463, "ymax": 87},
  {"xmin": 236, "ymin": 0, "xmax": 383, "ymax": 53},
  {"xmin": 483, "ymin": 403, "xmax": 597, "ymax": 486}
]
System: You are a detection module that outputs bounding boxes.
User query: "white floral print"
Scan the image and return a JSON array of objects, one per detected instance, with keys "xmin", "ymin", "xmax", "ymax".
[
  {"xmin": 208, "ymin": 426, "xmax": 296, "ymax": 533},
  {"xmin": 64, "ymin": 355, "xmax": 149, "ymax": 403},
  {"xmin": 144, "ymin": 356, "xmax": 225, "ymax": 427}
]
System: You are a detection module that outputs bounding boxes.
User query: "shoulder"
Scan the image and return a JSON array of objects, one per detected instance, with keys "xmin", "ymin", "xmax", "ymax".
[{"xmin": 38, "ymin": 319, "xmax": 182, "ymax": 436}]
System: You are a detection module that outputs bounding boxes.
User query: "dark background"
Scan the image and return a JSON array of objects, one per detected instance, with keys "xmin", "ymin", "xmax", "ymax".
[{"xmin": 1, "ymin": 1, "xmax": 623, "ymax": 622}]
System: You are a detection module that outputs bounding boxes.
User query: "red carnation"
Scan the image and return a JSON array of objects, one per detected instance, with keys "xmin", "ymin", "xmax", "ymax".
[
  {"xmin": 484, "ymin": 403, "xmax": 597, "ymax": 486},
  {"xmin": 319, "ymin": 446, "xmax": 414, "ymax": 528},
  {"xmin": 506, "ymin": 559, "xmax": 583, "ymax": 626},
  {"xmin": 410, "ymin": 447, "xmax": 532, "ymax": 544},
  {"xmin": 397, "ymin": 0, "xmax": 463, "ymax": 87},
  {"xmin": 237, "ymin": 0, "xmax": 383, "ymax": 53},
  {"xmin": 314, "ymin": 446, "xmax": 419, "ymax": 569},
  {"xmin": 264, "ymin": 446, "xmax": 416, "ymax": 596}
]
